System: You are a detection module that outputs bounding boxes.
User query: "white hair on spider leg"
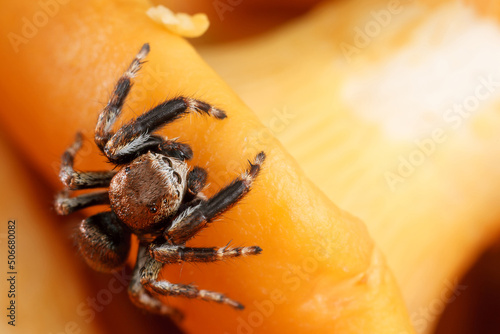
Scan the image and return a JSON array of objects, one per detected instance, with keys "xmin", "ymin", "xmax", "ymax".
[
  {"xmin": 170, "ymin": 203, "xmax": 203, "ymax": 230},
  {"xmin": 114, "ymin": 133, "xmax": 150, "ymax": 156}
]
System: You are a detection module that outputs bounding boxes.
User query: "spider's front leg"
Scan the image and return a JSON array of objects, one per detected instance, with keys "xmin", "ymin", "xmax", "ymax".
[
  {"xmin": 94, "ymin": 43, "xmax": 150, "ymax": 150},
  {"xmin": 94, "ymin": 43, "xmax": 227, "ymax": 165},
  {"xmin": 166, "ymin": 152, "xmax": 266, "ymax": 245},
  {"xmin": 103, "ymin": 96, "xmax": 226, "ymax": 164}
]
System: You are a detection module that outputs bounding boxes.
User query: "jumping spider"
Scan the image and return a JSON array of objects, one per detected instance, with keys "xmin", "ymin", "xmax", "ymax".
[{"xmin": 55, "ymin": 43, "xmax": 265, "ymax": 318}]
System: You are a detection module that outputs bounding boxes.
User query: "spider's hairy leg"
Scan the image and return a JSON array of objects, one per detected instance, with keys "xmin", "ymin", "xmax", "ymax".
[
  {"xmin": 95, "ymin": 43, "xmax": 150, "ymax": 151},
  {"xmin": 149, "ymin": 242, "xmax": 262, "ymax": 264},
  {"xmin": 76, "ymin": 211, "xmax": 131, "ymax": 272},
  {"xmin": 104, "ymin": 96, "xmax": 226, "ymax": 164},
  {"xmin": 128, "ymin": 246, "xmax": 183, "ymax": 321},
  {"xmin": 166, "ymin": 152, "xmax": 266, "ymax": 245},
  {"xmin": 55, "ymin": 190, "xmax": 109, "ymax": 215},
  {"xmin": 59, "ymin": 132, "xmax": 117, "ymax": 189},
  {"xmin": 139, "ymin": 248, "xmax": 245, "ymax": 310}
]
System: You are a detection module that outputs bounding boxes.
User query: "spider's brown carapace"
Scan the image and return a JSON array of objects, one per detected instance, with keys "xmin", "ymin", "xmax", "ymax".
[{"xmin": 55, "ymin": 43, "xmax": 265, "ymax": 320}]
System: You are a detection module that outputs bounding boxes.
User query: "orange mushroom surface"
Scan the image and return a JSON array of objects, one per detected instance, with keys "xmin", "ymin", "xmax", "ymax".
[{"xmin": 0, "ymin": 0, "xmax": 415, "ymax": 333}]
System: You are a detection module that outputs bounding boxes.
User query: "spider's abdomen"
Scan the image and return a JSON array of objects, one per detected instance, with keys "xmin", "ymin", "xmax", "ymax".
[{"xmin": 109, "ymin": 152, "xmax": 188, "ymax": 234}]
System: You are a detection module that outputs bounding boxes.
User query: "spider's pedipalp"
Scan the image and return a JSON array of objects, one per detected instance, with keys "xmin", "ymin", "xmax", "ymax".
[
  {"xmin": 160, "ymin": 138, "xmax": 193, "ymax": 161},
  {"xmin": 184, "ymin": 166, "xmax": 207, "ymax": 201}
]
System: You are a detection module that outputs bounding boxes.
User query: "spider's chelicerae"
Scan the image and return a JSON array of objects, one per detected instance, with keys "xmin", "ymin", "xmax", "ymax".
[{"xmin": 55, "ymin": 43, "xmax": 265, "ymax": 318}]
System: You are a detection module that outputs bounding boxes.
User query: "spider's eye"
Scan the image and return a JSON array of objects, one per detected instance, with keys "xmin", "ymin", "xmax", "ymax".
[
  {"xmin": 124, "ymin": 166, "xmax": 131, "ymax": 173},
  {"xmin": 173, "ymin": 172, "xmax": 182, "ymax": 184},
  {"xmin": 149, "ymin": 206, "xmax": 158, "ymax": 214},
  {"xmin": 162, "ymin": 157, "xmax": 172, "ymax": 168}
]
